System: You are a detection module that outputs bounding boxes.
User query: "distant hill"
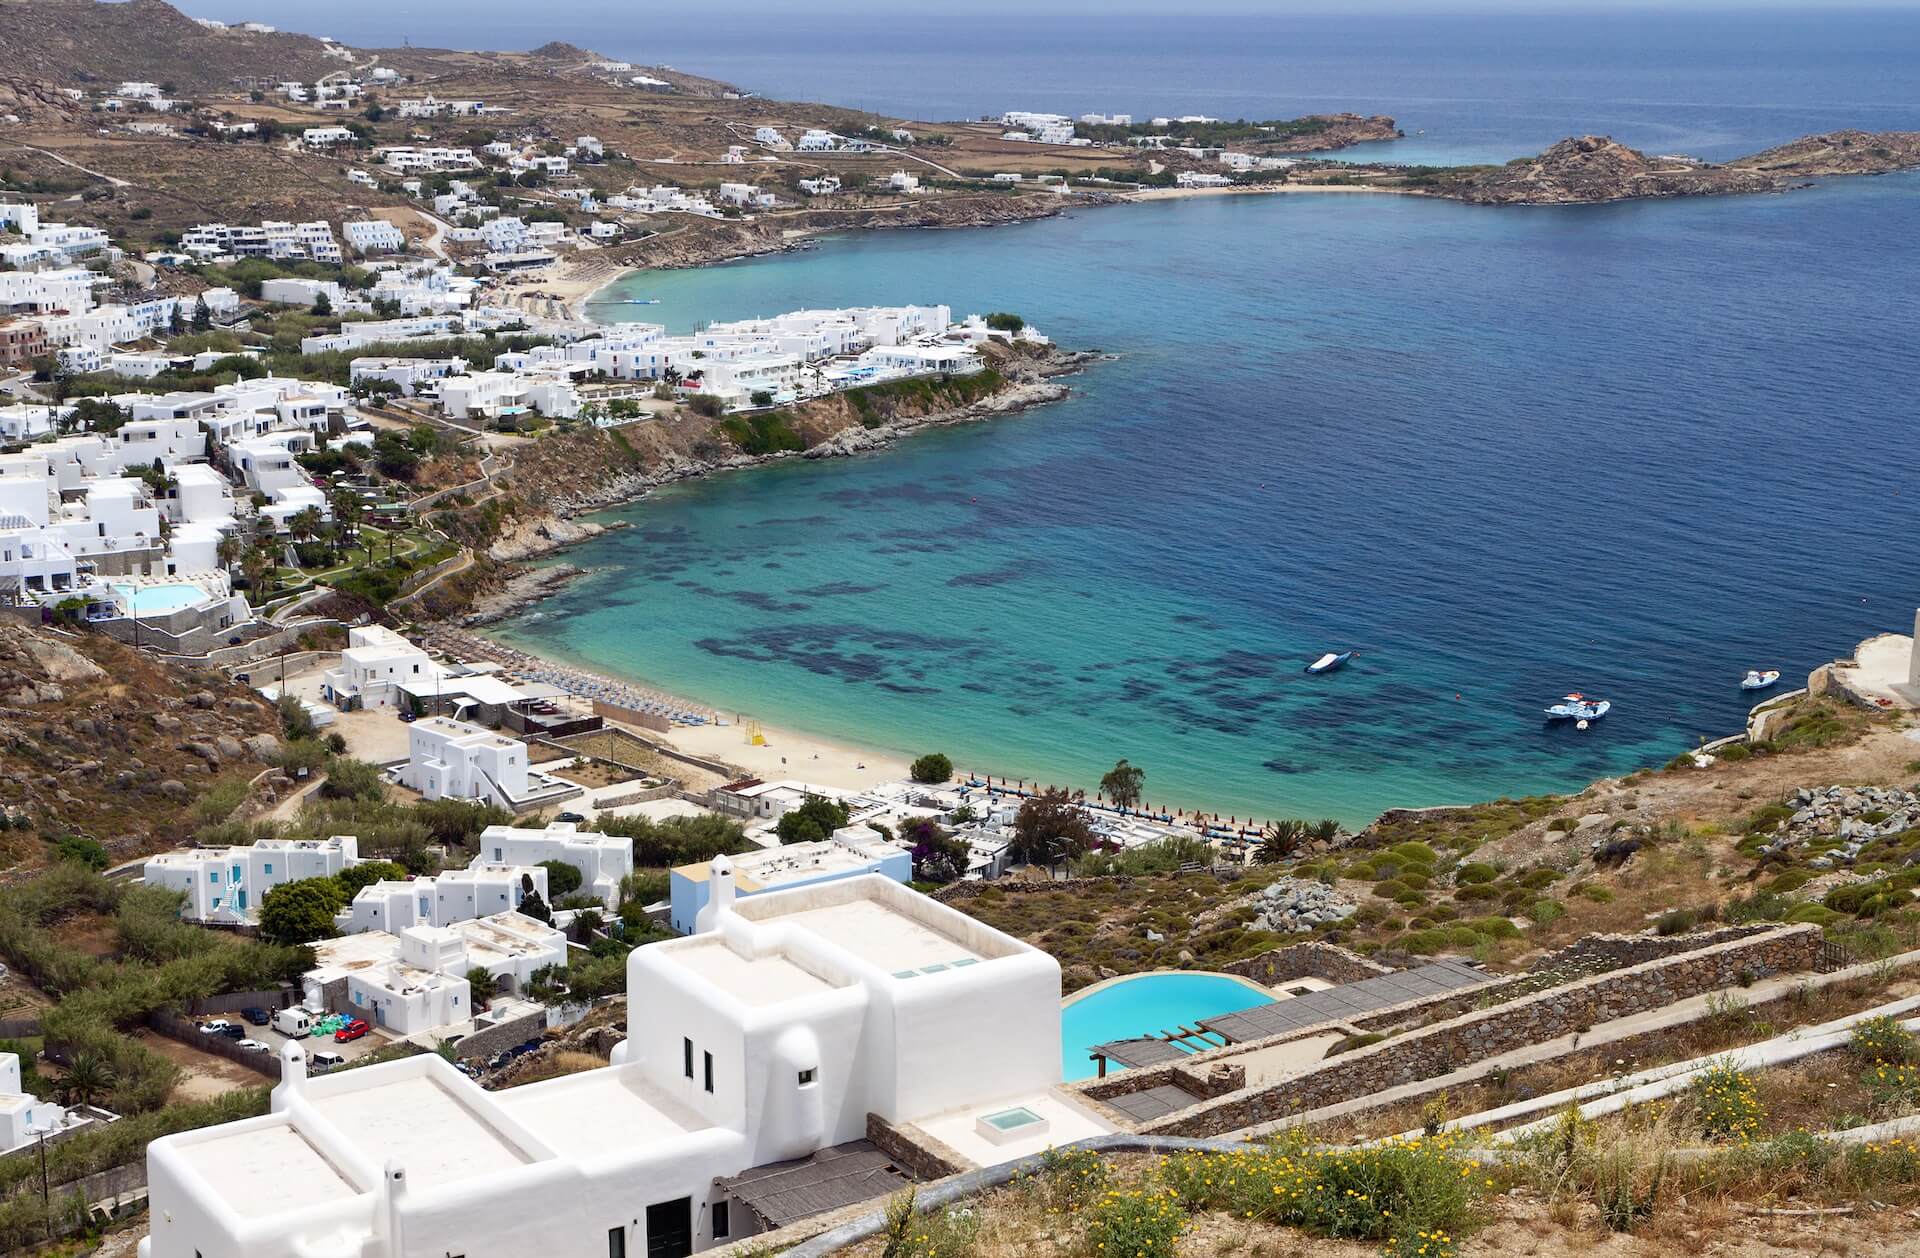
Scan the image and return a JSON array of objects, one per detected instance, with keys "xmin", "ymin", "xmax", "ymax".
[{"xmin": 0, "ymin": 0, "xmax": 343, "ymax": 91}]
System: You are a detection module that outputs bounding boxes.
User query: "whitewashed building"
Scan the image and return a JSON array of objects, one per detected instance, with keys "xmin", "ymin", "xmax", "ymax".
[
  {"xmin": 143, "ymin": 836, "xmax": 362, "ymax": 923},
  {"xmin": 142, "ymin": 873, "xmax": 1102, "ymax": 1258},
  {"xmin": 475, "ymin": 822, "xmax": 632, "ymax": 909}
]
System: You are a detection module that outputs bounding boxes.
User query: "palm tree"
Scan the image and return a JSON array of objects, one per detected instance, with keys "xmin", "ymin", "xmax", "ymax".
[
  {"xmin": 58, "ymin": 1053, "xmax": 115, "ymax": 1109},
  {"xmin": 215, "ymin": 531, "xmax": 243, "ymax": 574},
  {"xmin": 1256, "ymin": 819, "xmax": 1309, "ymax": 865},
  {"xmin": 330, "ymin": 488, "xmax": 362, "ymax": 549},
  {"xmin": 288, "ymin": 506, "xmax": 324, "ymax": 548}
]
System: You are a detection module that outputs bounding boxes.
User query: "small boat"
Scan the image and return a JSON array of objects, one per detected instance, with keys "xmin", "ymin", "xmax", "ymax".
[
  {"xmin": 1741, "ymin": 669, "xmax": 1781, "ymax": 691},
  {"xmin": 1306, "ymin": 651, "xmax": 1352, "ymax": 675},
  {"xmin": 1544, "ymin": 692, "xmax": 1610, "ymax": 721},
  {"xmin": 623, "ymin": 298, "xmax": 661, "ymax": 305}
]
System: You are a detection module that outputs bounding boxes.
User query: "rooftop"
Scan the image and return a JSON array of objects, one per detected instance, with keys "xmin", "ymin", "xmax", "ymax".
[
  {"xmin": 305, "ymin": 1073, "xmax": 530, "ymax": 1190},
  {"xmin": 490, "ymin": 1064, "xmax": 711, "ymax": 1156},
  {"xmin": 676, "ymin": 835, "xmax": 898, "ymax": 892},
  {"xmin": 175, "ymin": 1122, "xmax": 358, "ymax": 1219},
  {"xmin": 665, "ymin": 938, "xmax": 838, "ymax": 1007},
  {"xmin": 768, "ymin": 899, "xmax": 983, "ymax": 972}
]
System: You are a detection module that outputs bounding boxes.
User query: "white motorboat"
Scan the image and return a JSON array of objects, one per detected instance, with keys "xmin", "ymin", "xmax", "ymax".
[
  {"xmin": 1544, "ymin": 692, "xmax": 1611, "ymax": 721},
  {"xmin": 1306, "ymin": 651, "xmax": 1352, "ymax": 675},
  {"xmin": 1741, "ymin": 669, "xmax": 1781, "ymax": 691}
]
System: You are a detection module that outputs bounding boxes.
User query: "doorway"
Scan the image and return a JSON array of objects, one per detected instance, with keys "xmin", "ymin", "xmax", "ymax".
[{"xmin": 644, "ymin": 1196, "xmax": 692, "ymax": 1258}]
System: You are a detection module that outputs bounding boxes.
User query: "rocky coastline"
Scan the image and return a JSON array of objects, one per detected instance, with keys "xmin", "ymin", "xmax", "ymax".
[{"xmin": 452, "ymin": 346, "xmax": 1103, "ymax": 624}]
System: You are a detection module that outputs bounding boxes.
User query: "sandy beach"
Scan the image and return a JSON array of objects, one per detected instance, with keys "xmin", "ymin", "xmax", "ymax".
[{"xmin": 660, "ymin": 716, "xmax": 911, "ymax": 792}]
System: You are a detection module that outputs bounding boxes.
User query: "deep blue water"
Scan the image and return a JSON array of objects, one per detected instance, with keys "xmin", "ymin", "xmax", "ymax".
[
  {"xmin": 179, "ymin": 6, "xmax": 1920, "ymax": 164},
  {"xmin": 495, "ymin": 176, "xmax": 1920, "ymax": 824}
]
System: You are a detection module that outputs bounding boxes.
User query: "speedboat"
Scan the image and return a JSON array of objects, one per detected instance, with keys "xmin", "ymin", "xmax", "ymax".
[
  {"xmin": 624, "ymin": 298, "xmax": 661, "ymax": 305},
  {"xmin": 1741, "ymin": 669, "xmax": 1781, "ymax": 691},
  {"xmin": 1544, "ymin": 692, "xmax": 1611, "ymax": 721},
  {"xmin": 1306, "ymin": 651, "xmax": 1352, "ymax": 674}
]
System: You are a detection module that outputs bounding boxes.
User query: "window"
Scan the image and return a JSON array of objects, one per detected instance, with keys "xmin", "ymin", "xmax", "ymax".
[
  {"xmin": 703, "ymin": 1051, "xmax": 714, "ymax": 1094},
  {"xmin": 208, "ymin": 871, "xmax": 219, "ymax": 883},
  {"xmin": 711, "ymin": 1202, "xmax": 729, "ymax": 1239},
  {"xmin": 607, "ymin": 1227, "xmax": 625, "ymax": 1258},
  {"xmin": 264, "ymin": 863, "xmax": 273, "ymax": 875},
  {"xmin": 797, "ymin": 1069, "xmax": 816, "ymax": 1087},
  {"xmin": 683, "ymin": 1037, "xmax": 693, "ymax": 1080}
]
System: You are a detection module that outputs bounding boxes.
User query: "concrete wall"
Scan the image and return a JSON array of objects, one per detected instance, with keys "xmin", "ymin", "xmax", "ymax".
[{"xmin": 1106, "ymin": 924, "xmax": 1821, "ymax": 1138}]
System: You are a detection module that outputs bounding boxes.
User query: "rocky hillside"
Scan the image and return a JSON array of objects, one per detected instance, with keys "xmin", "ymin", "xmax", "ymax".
[
  {"xmin": 0, "ymin": 617, "xmax": 288, "ymax": 879},
  {"xmin": 0, "ymin": 0, "xmax": 342, "ymax": 90},
  {"xmin": 1427, "ymin": 131, "xmax": 1920, "ymax": 205},
  {"xmin": 1732, "ymin": 128, "xmax": 1920, "ymax": 176}
]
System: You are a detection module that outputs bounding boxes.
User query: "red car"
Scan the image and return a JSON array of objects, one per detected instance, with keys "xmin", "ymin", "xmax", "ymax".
[{"xmin": 334, "ymin": 1018, "xmax": 370, "ymax": 1043}]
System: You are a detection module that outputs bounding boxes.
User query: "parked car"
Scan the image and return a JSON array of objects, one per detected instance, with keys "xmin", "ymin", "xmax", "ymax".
[
  {"xmin": 453, "ymin": 1062, "xmax": 480, "ymax": 1079},
  {"xmin": 212, "ymin": 1023, "xmax": 246, "ymax": 1041},
  {"xmin": 310, "ymin": 1051, "xmax": 345, "ymax": 1072},
  {"xmin": 235, "ymin": 1039, "xmax": 271, "ymax": 1053},
  {"xmin": 241, "ymin": 1007, "xmax": 271, "ymax": 1026},
  {"xmin": 555, "ymin": 812, "xmax": 587, "ymax": 824},
  {"xmin": 197, "ymin": 1019, "xmax": 234, "ymax": 1035},
  {"xmin": 334, "ymin": 1018, "xmax": 370, "ymax": 1043},
  {"xmin": 486, "ymin": 1050, "xmax": 512, "ymax": 1070}
]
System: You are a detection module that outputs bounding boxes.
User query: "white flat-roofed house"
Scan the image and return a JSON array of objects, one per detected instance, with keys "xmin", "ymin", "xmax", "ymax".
[
  {"xmin": 343, "ymin": 220, "xmax": 406, "ymax": 253},
  {"xmin": 342, "ymin": 863, "xmax": 548, "ymax": 934},
  {"xmin": 886, "ymin": 170, "xmax": 920, "ymax": 192},
  {"xmin": 342, "ymin": 927, "xmax": 472, "ymax": 1033},
  {"xmin": 477, "ymin": 821, "xmax": 631, "ymax": 910},
  {"xmin": 144, "ymin": 872, "xmax": 1096, "ymax": 1258},
  {"xmin": 259, "ymin": 277, "xmax": 344, "ymax": 307},
  {"xmin": 302, "ymin": 126, "xmax": 357, "ymax": 148},
  {"xmin": 321, "ymin": 624, "xmax": 447, "ymax": 710},
  {"xmin": 1176, "ymin": 170, "xmax": 1234, "ymax": 188},
  {"xmin": 752, "ymin": 125, "xmax": 790, "ymax": 150},
  {"xmin": 797, "ymin": 175, "xmax": 840, "ymax": 196},
  {"xmin": 400, "ymin": 716, "xmax": 544, "ymax": 807},
  {"xmin": 1, "ymin": 1050, "xmax": 95, "ymax": 1154},
  {"xmin": 348, "ymin": 356, "xmax": 466, "ymax": 397},
  {"xmin": 143, "ymin": 836, "xmax": 362, "ymax": 924},
  {"xmin": 438, "ymin": 370, "xmax": 580, "ymax": 422}
]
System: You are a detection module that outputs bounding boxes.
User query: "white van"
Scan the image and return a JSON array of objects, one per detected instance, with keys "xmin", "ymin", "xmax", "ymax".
[
  {"xmin": 310, "ymin": 1051, "xmax": 345, "ymax": 1073},
  {"xmin": 272, "ymin": 1008, "xmax": 314, "ymax": 1037}
]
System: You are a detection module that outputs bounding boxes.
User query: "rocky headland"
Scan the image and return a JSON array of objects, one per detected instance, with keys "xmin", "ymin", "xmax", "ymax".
[{"xmin": 1423, "ymin": 130, "xmax": 1920, "ymax": 205}]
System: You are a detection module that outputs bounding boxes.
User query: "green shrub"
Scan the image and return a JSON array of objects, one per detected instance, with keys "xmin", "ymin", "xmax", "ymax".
[
  {"xmin": 1454, "ymin": 884, "xmax": 1499, "ymax": 902},
  {"xmin": 1575, "ymin": 884, "xmax": 1615, "ymax": 903},
  {"xmin": 1160, "ymin": 1134, "xmax": 1481, "ymax": 1255},
  {"xmin": 1693, "ymin": 1062, "xmax": 1763, "ymax": 1142},
  {"xmin": 1083, "ymin": 1185, "xmax": 1187, "ymax": 1258},
  {"xmin": 1455, "ymin": 863, "xmax": 1497, "ymax": 885},
  {"xmin": 1325, "ymin": 1032, "xmax": 1386, "ymax": 1057},
  {"xmin": 1850, "ymin": 1014, "xmax": 1918, "ymax": 1065}
]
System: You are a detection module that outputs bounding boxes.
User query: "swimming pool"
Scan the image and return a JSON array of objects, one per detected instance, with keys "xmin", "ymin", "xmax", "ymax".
[
  {"xmin": 1059, "ymin": 972, "xmax": 1274, "ymax": 1082},
  {"xmin": 113, "ymin": 583, "xmax": 210, "ymax": 615}
]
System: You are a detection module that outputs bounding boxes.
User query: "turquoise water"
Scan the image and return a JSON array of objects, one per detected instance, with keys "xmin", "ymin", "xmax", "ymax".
[
  {"xmin": 1059, "ymin": 973, "xmax": 1274, "ymax": 1082},
  {"xmin": 496, "ymin": 177, "xmax": 1920, "ymax": 825},
  {"xmin": 114, "ymin": 583, "xmax": 209, "ymax": 614}
]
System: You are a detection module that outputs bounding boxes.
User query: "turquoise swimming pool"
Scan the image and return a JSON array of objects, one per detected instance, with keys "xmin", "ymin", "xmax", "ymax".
[
  {"xmin": 113, "ymin": 583, "xmax": 210, "ymax": 614},
  {"xmin": 1060, "ymin": 972, "xmax": 1274, "ymax": 1082}
]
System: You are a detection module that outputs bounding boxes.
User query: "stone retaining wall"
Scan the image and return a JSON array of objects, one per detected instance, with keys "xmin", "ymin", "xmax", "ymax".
[
  {"xmin": 867, "ymin": 1113, "xmax": 966, "ymax": 1180},
  {"xmin": 1527, "ymin": 925, "xmax": 1774, "ymax": 976},
  {"xmin": 1136, "ymin": 924, "xmax": 1820, "ymax": 1138},
  {"xmin": 451, "ymin": 1008, "xmax": 547, "ymax": 1064},
  {"xmin": 1220, "ymin": 941, "xmax": 1392, "ymax": 987}
]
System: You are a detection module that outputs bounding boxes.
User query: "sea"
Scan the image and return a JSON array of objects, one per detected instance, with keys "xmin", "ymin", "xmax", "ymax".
[{"xmin": 235, "ymin": 3, "xmax": 1920, "ymax": 823}]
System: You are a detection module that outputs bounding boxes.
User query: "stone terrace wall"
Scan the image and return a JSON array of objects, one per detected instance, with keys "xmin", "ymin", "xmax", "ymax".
[
  {"xmin": 1220, "ymin": 941, "xmax": 1392, "ymax": 987},
  {"xmin": 1527, "ymin": 925, "xmax": 1774, "ymax": 976},
  {"xmin": 1358, "ymin": 926, "xmax": 1786, "ymax": 1034},
  {"xmin": 1137, "ymin": 924, "xmax": 1820, "ymax": 1138}
]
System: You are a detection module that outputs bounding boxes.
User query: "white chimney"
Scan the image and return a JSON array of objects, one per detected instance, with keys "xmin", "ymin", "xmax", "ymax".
[
  {"xmin": 694, "ymin": 854, "xmax": 736, "ymax": 933},
  {"xmin": 270, "ymin": 1041, "xmax": 306, "ymax": 1112}
]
